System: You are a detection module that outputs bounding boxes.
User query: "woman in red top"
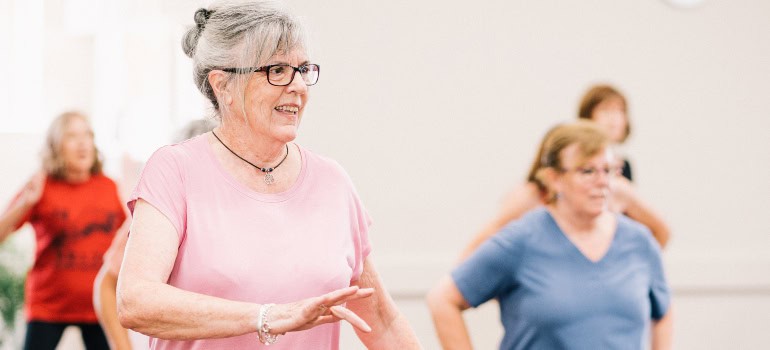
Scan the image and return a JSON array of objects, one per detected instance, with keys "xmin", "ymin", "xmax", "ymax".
[{"xmin": 0, "ymin": 111, "xmax": 126, "ymax": 350}]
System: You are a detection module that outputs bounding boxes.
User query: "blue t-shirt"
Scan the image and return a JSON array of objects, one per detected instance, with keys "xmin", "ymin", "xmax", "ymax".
[{"xmin": 452, "ymin": 207, "xmax": 670, "ymax": 350}]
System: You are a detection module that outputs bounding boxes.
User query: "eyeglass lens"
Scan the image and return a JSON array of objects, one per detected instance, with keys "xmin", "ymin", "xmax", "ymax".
[
  {"xmin": 267, "ymin": 64, "xmax": 319, "ymax": 86},
  {"xmin": 577, "ymin": 167, "xmax": 620, "ymax": 179}
]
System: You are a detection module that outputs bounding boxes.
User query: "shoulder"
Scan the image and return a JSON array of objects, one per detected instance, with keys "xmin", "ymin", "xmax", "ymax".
[
  {"xmin": 616, "ymin": 214, "xmax": 660, "ymax": 254},
  {"xmin": 493, "ymin": 207, "xmax": 552, "ymax": 249},
  {"xmin": 134, "ymin": 137, "xmax": 209, "ymax": 190},
  {"xmin": 146, "ymin": 134, "xmax": 209, "ymax": 169},
  {"xmin": 163, "ymin": 133, "xmax": 208, "ymax": 159},
  {"xmin": 616, "ymin": 214, "xmax": 652, "ymax": 237},
  {"xmin": 301, "ymin": 145, "xmax": 355, "ymax": 186},
  {"xmin": 510, "ymin": 207, "xmax": 554, "ymax": 233},
  {"xmin": 302, "ymin": 146, "xmax": 344, "ymax": 172}
]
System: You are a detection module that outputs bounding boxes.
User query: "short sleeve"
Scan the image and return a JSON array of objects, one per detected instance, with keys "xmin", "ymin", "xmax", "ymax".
[
  {"xmin": 348, "ymin": 189, "xmax": 372, "ymax": 283},
  {"xmin": 647, "ymin": 234, "xmax": 670, "ymax": 320},
  {"xmin": 451, "ymin": 230, "xmax": 521, "ymax": 307},
  {"xmin": 127, "ymin": 146, "xmax": 187, "ymax": 238}
]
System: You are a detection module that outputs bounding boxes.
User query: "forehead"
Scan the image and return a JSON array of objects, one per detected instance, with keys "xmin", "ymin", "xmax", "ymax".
[
  {"xmin": 561, "ymin": 144, "xmax": 611, "ymax": 167},
  {"xmin": 266, "ymin": 48, "xmax": 309, "ymax": 64},
  {"xmin": 63, "ymin": 116, "xmax": 92, "ymax": 133},
  {"xmin": 595, "ymin": 96, "xmax": 625, "ymax": 111}
]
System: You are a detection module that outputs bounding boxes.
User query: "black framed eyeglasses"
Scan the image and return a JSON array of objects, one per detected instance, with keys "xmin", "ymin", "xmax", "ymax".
[{"xmin": 221, "ymin": 64, "xmax": 320, "ymax": 86}]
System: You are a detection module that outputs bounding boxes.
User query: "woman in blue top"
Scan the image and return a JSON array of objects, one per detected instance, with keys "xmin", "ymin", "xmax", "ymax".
[
  {"xmin": 427, "ymin": 121, "xmax": 673, "ymax": 350},
  {"xmin": 459, "ymin": 85, "xmax": 670, "ymax": 261}
]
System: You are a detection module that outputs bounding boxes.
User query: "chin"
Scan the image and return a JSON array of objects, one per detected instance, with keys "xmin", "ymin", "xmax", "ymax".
[
  {"xmin": 80, "ymin": 161, "xmax": 94, "ymax": 171},
  {"xmin": 275, "ymin": 129, "xmax": 298, "ymax": 143},
  {"xmin": 582, "ymin": 205, "xmax": 605, "ymax": 218}
]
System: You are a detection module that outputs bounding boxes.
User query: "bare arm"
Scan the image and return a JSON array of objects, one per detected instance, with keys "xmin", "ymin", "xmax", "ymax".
[
  {"xmin": 651, "ymin": 306, "xmax": 673, "ymax": 350},
  {"xmin": 0, "ymin": 198, "xmax": 31, "ymax": 243},
  {"xmin": 346, "ymin": 257, "xmax": 422, "ymax": 349},
  {"xmin": 458, "ymin": 183, "xmax": 541, "ymax": 261},
  {"xmin": 426, "ymin": 275, "xmax": 473, "ymax": 350},
  {"xmin": 118, "ymin": 199, "xmax": 374, "ymax": 340},
  {"xmin": 623, "ymin": 195, "xmax": 671, "ymax": 248},
  {"xmin": 0, "ymin": 172, "xmax": 44, "ymax": 243},
  {"xmin": 94, "ymin": 218, "xmax": 132, "ymax": 350},
  {"xmin": 117, "ymin": 199, "xmax": 259, "ymax": 339},
  {"xmin": 94, "ymin": 265, "xmax": 132, "ymax": 350},
  {"xmin": 611, "ymin": 177, "xmax": 671, "ymax": 248}
]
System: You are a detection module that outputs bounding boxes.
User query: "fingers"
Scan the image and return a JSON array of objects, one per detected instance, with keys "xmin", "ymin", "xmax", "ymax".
[
  {"xmin": 318, "ymin": 287, "xmax": 374, "ymax": 309},
  {"xmin": 334, "ymin": 288, "xmax": 374, "ymax": 305},
  {"xmin": 300, "ymin": 305, "xmax": 371, "ymax": 333},
  {"xmin": 293, "ymin": 315, "xmax": 339, "ymax": 331},
  {"xmin": 355, "ymin": 288, "xmax": 375, "ymax": 298},
  {"xmin": 325, "ymin": 286, "xmax": 360, "ymax": 300},
  {"xmin": 272, "ymin": 286, "xmax": 376, "ymax": 335},
  {"xmin": 330, "ymin": 305, "xmax": 371, "ymax": 333}
]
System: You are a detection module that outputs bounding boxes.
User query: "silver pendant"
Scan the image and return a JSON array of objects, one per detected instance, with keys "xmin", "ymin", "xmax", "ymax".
[{"xmin": 264, "ymin": 173, "xmax": 275, "ymax": 185}]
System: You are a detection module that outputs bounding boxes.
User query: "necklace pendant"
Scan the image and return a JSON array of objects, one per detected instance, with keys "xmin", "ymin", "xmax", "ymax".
[{"xmin": 264, "ymin": 172, "xmax": 275, "ymax": 185}]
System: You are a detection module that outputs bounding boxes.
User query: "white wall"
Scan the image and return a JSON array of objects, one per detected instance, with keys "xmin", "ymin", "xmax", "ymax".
[
  {"xmin": 291, "ymin": 0, "xmax": 770, "ymax": 348},
  {"xmin": 1, "ymin": 0, "xmax": 769, "ymax": 348}
]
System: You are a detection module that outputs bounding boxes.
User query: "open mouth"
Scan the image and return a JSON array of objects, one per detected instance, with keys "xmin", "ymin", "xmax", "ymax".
[{"xmin": 275, "ymin": 105, "xmax": 299, "ymax": 114}]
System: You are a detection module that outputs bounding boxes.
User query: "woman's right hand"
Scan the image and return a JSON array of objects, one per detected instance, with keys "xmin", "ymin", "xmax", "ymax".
[
  {"xmin": 267, "ymin": 286, "xmax": 375, "ymax": 335},
  {"xmin": 0, "ymin": 172, "xmax": 45, "ymax": 242},
  {"xmin": 21, "ymin": 172, "xmax": 46, "ymax": 207}
]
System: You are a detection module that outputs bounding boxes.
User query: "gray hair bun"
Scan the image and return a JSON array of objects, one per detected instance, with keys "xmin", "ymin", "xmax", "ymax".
[{"xmin": 182, "ymin": 8, "xmax": 214, "ymax": 58}]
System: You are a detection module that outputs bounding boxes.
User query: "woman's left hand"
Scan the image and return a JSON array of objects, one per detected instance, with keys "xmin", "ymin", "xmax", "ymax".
[{"xmin": 267, "ymin": 286, "xmax": 374, "ymax": 334}]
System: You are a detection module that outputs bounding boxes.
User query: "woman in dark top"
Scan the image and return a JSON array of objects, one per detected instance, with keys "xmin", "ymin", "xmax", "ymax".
[{"xmin": 577, "ymin": 84, "xmax": 634, "ymax": 181}]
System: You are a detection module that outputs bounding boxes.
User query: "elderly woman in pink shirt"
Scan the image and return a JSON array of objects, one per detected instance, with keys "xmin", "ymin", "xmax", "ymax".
[{"xmin": 116, "ymin": 1, "xmax": 421, "ymax": 349}]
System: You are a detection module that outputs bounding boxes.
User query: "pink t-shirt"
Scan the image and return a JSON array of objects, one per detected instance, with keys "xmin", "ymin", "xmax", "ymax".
[{"xmin": 127, "ymin": 134, "xmax": 372, "ymax": 350}]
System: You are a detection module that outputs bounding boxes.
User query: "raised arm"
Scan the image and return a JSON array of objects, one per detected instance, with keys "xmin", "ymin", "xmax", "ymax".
[
  {"xmin": 458, "ymin": 182, "xmax": 541, "ymax": 261},
  {"xmin": 611, "ymin": 176, "xmax": 671, "ymax": 248},
  {"xmin": 118, "ymin": 199, "xmax": 373, "ymax": 340},
  {"xmin": 0, "ymin": 172, "xmax": 45, "ymax": 243},
  {"xmin": 426, "ymin": 275, "xmax": 473, "ymax": 350},
  {"xmin": 345, "ymin": 257, "xmax": 422, "ymax": 349}
]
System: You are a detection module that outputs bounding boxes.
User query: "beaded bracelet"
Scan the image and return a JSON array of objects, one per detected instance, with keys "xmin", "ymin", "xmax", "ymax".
[{"xmin": 257, "ymin": 303, "xmax": 279, "ymax": 345}]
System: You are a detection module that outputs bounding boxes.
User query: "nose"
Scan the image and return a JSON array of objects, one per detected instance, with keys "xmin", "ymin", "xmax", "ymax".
[
  {"xmin": 595, "ymin": 169, "xmax": 611, "ymax": 187},
  {"xmin": 77, "ymin": 134, "xmax": 92, "ymax": 147},
  {"xmin": 285, "ymin": 71, "xmax": 308, "ymax": 94}
]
